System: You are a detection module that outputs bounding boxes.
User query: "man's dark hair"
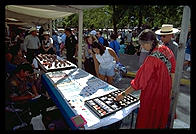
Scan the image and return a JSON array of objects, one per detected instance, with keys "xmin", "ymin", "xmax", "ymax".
[
  {"xmin": 98, "ymin": 31, "xmax": 102, "ymax": 35},
  {"xmin": 65, "ymin": 27, "xmax": 72, "ymax": 33},
  {"xmin": 14, "ymin": 63, "xmax": 34, "ymax": 74},
  {"xmin": 110, "ymin": 33, "xmax": 117, "ymax": 40}
]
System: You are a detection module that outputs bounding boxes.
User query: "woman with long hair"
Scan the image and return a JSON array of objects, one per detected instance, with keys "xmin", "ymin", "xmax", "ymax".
[
  {"xmin": 90, "ymin": 41, "xmax": 119, "ymax": 84},
  {"xmin": 116, "ymin": 29, "xmax": 176, "ymax": 128},
  {"xmin": 83, "ymin": 35, "xmax": 98, "ymax": 76}
]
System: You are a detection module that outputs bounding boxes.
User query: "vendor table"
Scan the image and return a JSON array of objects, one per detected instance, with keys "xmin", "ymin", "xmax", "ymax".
[{"xmin": 41, "ymin": 68, "xmax": 140, "ymax": 130}]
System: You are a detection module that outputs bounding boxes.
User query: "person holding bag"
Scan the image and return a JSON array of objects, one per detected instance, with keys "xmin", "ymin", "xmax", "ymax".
[{"xmin": 83, "ymin": 35, "xmax": 97, "ymax": 76}]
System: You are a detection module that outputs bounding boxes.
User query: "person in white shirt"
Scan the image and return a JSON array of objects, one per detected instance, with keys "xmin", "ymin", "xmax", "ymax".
[
  {"xmin": 24, "ymin": 27, "xmax": 41, "ymax": 64},
  {"xmin": 90, "ymin": 41, "xmax": 119, "ymax": 84},
  {"xmin": 125, "ymin": 30, "xmax": 132, "ymax": 45},
  {"xmin": 41, "ymin": 31, "xmax": 54, "ymax": 54}
]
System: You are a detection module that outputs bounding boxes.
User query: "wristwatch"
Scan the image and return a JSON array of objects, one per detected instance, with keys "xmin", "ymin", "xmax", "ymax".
[{"xmin": 122, "ymin": 91, "xmax": 126, "ymax": 97}]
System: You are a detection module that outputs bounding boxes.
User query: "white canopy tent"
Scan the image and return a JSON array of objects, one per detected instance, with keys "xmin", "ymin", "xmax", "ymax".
[
  {"xmin": 5, "ymin": 5, "xmax": 105, "ymax": 68},
  {"xmin": 5, "ymin": 5, "xmax": 104, "ymax": 25},
  {"xmin": 6, "ymin": 18, "xmax": 30, "ymax": 27}
]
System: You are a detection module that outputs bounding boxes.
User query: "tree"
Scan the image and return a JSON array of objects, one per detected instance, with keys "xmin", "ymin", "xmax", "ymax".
[
  {"xmin": 57, "ymin": 5, "xmax": 183, "ymax": 32},
  {"xmin": 110, "ymin": 5, "xmax": 129, "ymax": 35}
]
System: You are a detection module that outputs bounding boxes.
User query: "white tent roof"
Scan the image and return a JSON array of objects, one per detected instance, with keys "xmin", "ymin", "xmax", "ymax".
[
  {"xmin": 6, "ymin": 5, "xmax": 74, "ymax": 19},
  {"xmin": 5, "ymin": 5, "xmax": 104, "ymax": 25},
  {"xmin": 5, "ymin": 5, "xmax": 105, "ymax": 68}
]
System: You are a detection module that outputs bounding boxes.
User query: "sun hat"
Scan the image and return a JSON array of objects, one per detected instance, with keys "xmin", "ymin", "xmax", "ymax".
[
  {"xmin": 155, "ymin": 24, "xmax": 179, "ymax": 35},
  {"xmin": 28, "ymin": 27, "xmax": 37, "ymax": 33},
  {"xmin": 42, "ymin": 31, "xmax": 50, "ymax": 36}
]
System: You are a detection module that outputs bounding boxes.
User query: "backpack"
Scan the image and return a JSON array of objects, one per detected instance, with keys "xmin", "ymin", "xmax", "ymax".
[{"xmin": 103, "ymin": 38, "xmax": 109, "ymax": 47}]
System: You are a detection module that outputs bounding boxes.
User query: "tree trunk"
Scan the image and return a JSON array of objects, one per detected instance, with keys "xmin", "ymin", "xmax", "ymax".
[
  {"xmin": 112, "ymin": 5, "xmax": 118, "ymax": 36},
  {"xmin": 138, "ymin": 8, "xmax": 142, "ymax": 28}
]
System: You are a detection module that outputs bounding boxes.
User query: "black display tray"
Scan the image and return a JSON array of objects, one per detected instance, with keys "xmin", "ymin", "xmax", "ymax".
[{"xmin": 84, "ymin": 89, "xmax": 139, "ymax": 119}]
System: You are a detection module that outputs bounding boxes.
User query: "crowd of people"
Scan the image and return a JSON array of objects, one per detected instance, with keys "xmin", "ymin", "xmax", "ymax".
[{"xmin": 5, "ymin": 22, "xmax": 191, "ymax": 129}]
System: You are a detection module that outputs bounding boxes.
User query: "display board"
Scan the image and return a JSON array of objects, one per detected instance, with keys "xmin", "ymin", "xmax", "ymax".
[
  {"xmin": 85, "ymin": 89, "xmax": 139, "ymax": 119},
  {"xmin": 36, "ymin": 54, "xmax": 77, "ymax": 72}
]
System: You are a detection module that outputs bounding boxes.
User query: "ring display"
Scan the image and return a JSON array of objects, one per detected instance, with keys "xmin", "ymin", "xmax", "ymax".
[
  {"xmin": 85, "ymin": 89, "xmax": 139, "ymax": 119},
  {"xmin": 36, "ymin": 54, "xmax": 77, "ymax": 72}
]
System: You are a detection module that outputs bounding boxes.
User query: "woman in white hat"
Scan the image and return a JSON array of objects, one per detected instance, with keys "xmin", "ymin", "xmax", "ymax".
[
  {"xmin": 41, "ymin": 31, "xmax": 54, "ymax": 54},
  {"xmin": 155, "ymin": 24, "xmax": 179, "ymax": 59}
]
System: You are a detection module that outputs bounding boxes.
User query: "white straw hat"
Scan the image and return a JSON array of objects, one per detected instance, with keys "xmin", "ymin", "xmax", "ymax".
[
  {"xmin": 28, "ymin": 27, "xmax": 37, "ymax": 33},
  {"xmin": 155, "ymin": 24, "xmax": 179, "ymax": 35},
  {"xmin": 42, "ymin": 31, "xmax": 50, "ymax": 36}
]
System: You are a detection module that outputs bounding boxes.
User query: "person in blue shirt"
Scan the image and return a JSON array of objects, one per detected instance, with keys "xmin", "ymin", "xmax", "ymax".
[
  {"xmin": 119, "ymin": 40, "xmax": 126, "ymax": 54},
  {"xmin": 96, "ymin": 31, "xmax": 104, "ymax": 45},
  {"xmin": 5, "ymin": 51, "xmax": 17, "ymax": 76},
  {"xmin": 184, "ymin": 33, "xmax": 191, "ymax": 71},
  {"xmin": 61, "ymin": 32, "xmax": 66, "ymax": 45},
  {"xmin": 52, "ymin": 30, "xmax": 61, "ymax": 56},
  {"xmin": 60, "ymin": 30, "xmax": 67, "ymax": 56},
  {"xmin": 109, "ymin": 34, "xmax": 120, "ymax": 57}
]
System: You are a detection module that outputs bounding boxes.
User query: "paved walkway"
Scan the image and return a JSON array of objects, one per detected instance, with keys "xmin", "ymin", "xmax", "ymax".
[{"xmin": 112, "ymin": 53, "xmax": 190, "ymax": 129}]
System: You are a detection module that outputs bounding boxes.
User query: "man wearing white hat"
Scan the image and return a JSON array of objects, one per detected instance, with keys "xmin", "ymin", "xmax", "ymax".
[
  {"xmin": 156, "ymin": 24, "xmax": 180, "ymax": 128},
  {"xmin": 24, "ymin": 27, "xmax": 41, "ymax": 64},
  {"xmin": 155, "ymin": 24, "xmax": 179, "ymax": 59}
]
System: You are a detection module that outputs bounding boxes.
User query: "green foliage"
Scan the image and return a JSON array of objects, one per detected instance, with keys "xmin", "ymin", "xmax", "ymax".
[
  {"xmin": 57, "ymin": 5, "xmax": 183, "ymax": 30},
  {"xmin": 62, "ymin": 14, "xmax": 79, "ymax": 28}
]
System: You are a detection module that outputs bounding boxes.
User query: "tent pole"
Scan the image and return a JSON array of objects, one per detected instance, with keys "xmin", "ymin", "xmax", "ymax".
[
  {"xmin": 169, "ymin": 6, "xmax": 191, "ymax": 128},
  {"xmin": 77, "ymin": 10, "xmax": 83, "ymax": 68}
]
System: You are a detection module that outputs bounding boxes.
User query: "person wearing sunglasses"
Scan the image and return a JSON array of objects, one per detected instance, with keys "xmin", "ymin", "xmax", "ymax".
[{"xmin": 155, "ymin": 24, "xmax": 179, "ymax": 60}]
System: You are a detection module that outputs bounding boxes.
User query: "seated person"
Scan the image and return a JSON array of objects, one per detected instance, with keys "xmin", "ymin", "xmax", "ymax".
[
  {"xmin": 6, "ymin": 63, "xmax": 39, "ymax": 102},
  {"xmin": 5, "ymin": 49, "xmax": 17, "ymax": 76},
  {"xmin": 6, "ymin": 63, "xmax": 55, "ymax": 117},
  {"xmin": 9, "ymin": 45, "xmax": 41, "ymax": 89},
  {"xmin": 9, "ymin": 45, "xmax": 39, "ymax": 69},
  {"xmin": 9, "ymin": 45, "xmax": 28, "ymax": 66}
]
